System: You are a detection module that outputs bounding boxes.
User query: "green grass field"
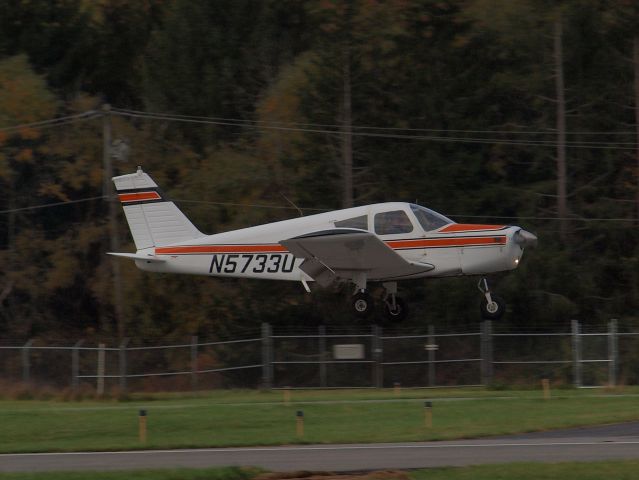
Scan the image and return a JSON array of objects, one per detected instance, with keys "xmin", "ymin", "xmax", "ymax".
[
  {"xmin": 1, "ymin": 387, "xmax": 638, "ymax": 453},
  {"xmin": 2, "ymin": 461, "xmax": 639, "ymax": 480}
]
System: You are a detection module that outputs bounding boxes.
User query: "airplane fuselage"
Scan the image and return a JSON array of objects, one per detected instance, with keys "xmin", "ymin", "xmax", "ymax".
[{"xmin": 132, "ymin": 202, "xmax": 525, "ymax": 283}]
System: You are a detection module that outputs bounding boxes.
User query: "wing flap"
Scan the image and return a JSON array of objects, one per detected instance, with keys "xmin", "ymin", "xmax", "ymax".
[{"xmin": 280, "ymin": 229, "xmax": 433, "ymax": 284}]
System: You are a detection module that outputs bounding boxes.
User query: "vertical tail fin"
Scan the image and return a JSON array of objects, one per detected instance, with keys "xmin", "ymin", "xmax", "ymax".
[{"xmin": 112, "ymin": 167, "xmax": 203, "ymax": 250}]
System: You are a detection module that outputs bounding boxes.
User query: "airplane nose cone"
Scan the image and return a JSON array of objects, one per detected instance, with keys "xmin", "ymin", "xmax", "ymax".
[{"xmin": 514, "ymin": 229, "xmax": 538, "ymax": 249}]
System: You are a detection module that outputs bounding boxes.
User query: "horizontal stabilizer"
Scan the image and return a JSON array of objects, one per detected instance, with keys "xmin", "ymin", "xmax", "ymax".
[{"xmin": 107, "ymin": 252, "xmax": 165, "ymax": 263}]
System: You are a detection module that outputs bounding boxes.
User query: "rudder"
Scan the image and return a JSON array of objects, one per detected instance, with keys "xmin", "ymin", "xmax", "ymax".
[{"xmin": 112, "ymin": 167, "xmax": 203, "ymax": 249}]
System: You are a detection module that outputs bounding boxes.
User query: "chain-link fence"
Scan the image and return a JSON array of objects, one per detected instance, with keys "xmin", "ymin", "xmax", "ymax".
[{"xmin": 1, "ymin": 320, "xmax": 636, "ymax": 393}]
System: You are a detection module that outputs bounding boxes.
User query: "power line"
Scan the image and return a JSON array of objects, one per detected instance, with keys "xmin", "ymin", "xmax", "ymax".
[
  {"xmin": 0, "ymin": 109, "xmax": 636, "ymax": 149},
  {"xmin": 0, "ymin": 111, "xmax": 100, "ymax": 133},
  {"xmin": 0, "ymin": 196, "xmax": 106, "ymax": 214},
  {"xmin": 0, "ymin": 193, "xmax": 633, "ymax": 223},
  {"xmin": 110, "ymin": 109, "xmax": 639, "ymax": 150},
  {"xmin": 111, "ymin": 107, "xmax": 638, "ymax": 136},
  {"xmin": 174, "ymin": 198, "xmax": 327, "ymax": 212}
]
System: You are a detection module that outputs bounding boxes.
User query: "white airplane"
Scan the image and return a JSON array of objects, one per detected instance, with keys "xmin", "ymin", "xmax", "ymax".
[{"xmin": 110, "ymin": 167, "xmax": 537, "ymax": 322}]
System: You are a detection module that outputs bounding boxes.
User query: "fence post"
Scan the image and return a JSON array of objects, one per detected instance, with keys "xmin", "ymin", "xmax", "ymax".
[
  {"xmin": 608, "ymin": 319, "xmax": 618, "ymax": 387},
  {"xmin": 319, "ymin": 325, "xmax": 327, "ymax": 388},
  {"xmin": 261, "ymin": 323, "xmax": 273, "ymax": 390},
  {"xmin": 97, "ymin": 343, "xmax": 106, "ymax": 396},
  {"xmin": 119, "ymin": 338, "xmax": 129, "ymax": 392},
  {"xmin": 572, "ymin": 320, "xmax": 582, "ymax": 388},
  {"xmin": 191, "ymin": 335, "xmax": 198, "ymax": 391},
  {"xmin": 71, "ymin": 339, "xmax": 84, "ymax": 390},
  {"xmin": 428, "ymin": 324, "xmax": 436, "ymax": 387},
  {"xmin": 371, "ymin": 324, "xmax": 383, "ymax": 388},
  {"xmin": 481, "ymin": 321, "xmax": 493, "ymax": 385},
  {"xmin": 22, "ymin": 339, "xmax": 33, "ymax": 384}
]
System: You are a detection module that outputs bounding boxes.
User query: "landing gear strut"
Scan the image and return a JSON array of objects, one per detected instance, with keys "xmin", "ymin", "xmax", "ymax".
[
  {"xmin": 382, "ymin": 282, "xmax": 407, "ymax": 322},
  {"xmin": 478, "ymin": 278, "xmax": 506, "ymax": 320},
  {"xmin": 350, "ymin": 281, "xmax": 408, "ymax": 322}
]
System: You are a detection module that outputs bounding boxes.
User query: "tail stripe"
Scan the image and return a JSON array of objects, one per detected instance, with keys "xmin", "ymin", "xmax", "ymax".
[{"xmin": 118, "ymin": 191, "xmax": 162, "ymax": 204}]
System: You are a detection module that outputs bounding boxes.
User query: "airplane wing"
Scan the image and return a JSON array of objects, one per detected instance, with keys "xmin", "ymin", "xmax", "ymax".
[{"xmin": 280, "ymin": 229, "xmax": 434, "ymax": 286}]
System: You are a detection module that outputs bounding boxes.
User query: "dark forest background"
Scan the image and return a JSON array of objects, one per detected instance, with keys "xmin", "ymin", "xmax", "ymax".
[{"xmin": 0, "ymin": 0, "xmax": 638, "ymax": 344}]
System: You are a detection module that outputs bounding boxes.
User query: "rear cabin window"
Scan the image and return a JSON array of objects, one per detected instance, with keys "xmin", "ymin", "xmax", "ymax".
[
  {"xmin": 334, "ymin": 215, "xmax": 368, "ymax": 230},
  {"xmin": 374, "ymin": 210, "xmax": 414, "ymax": 235}
]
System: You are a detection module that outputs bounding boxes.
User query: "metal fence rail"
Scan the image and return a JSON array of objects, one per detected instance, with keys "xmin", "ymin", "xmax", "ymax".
[{"xmin": 0, "ymin": 319, "xmax": 635, "ymax": 393}]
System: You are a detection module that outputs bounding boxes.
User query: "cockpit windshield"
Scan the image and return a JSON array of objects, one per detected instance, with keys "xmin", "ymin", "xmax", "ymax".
[{"xmin": 410, "ymin": 204, "xmax": 453, "ymax": 231}]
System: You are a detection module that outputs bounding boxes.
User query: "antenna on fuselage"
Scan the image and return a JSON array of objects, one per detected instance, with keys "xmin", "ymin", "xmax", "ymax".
[{"xmin": 281, "ymin": 192, "xmax": 304, "ymax": 217}]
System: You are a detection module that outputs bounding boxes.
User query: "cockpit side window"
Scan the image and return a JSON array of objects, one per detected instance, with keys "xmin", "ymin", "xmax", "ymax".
[
  {"xmin": 334, "ymin": 215, "xmax": 368, "ymax": 230},
  {"xmin": 410, "ymin": 204, "xmax": 453, "ymax": 231},
  {"xmin": 374, "ymin": 210, "xmax": 414, "ymax": 235}
]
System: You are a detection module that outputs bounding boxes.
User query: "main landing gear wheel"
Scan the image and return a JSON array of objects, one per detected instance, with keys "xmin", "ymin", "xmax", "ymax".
[
  {"xmin": 352, "ymin": 291, "xmax": 374, "ymax": 318},
  {"xmin": 384, "ymin": 296, "xmax": 408, "ymax": 323},
  {"xmin": 478, "ymin": 278, "xmax": 506, "ymax": 320}
]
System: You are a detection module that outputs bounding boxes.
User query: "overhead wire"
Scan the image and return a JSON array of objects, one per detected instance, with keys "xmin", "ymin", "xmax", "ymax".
[
  {"xmin": 0, "ymin": 109, "xmax": 636, "ymax": 221},
  {"xmin": 0, "ymin": 196, "xmax": 106, "ymax": 214},
  {"xmin": 0, "ymin": 111, "xmax": 100, "ymax": 134},
  {"xmin": 111, "ymin": 107, "xmax": 638, "ymax": 136},
  {"xmin": 111, "ymin": 109, "xmax": 638, "ymax": 150}
]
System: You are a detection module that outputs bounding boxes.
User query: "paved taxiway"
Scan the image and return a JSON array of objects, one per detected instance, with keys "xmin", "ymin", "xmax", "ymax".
[{"xmin": 2, "ymin": 422, "xmax": 639, "ymax": 472}]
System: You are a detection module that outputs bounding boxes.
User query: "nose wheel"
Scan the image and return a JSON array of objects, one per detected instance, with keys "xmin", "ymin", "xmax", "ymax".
[
  {"xmin": 478, "ymin": 278, "xmax": 506, "ymax": 320},
  {"xmin": 383, "ymin": 295, "xmax": 408, "ymax": 322}
]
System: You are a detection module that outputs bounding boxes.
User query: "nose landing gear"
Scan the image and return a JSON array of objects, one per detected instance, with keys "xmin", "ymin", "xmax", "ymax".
[{"xmin": 478, "ymin": 278, "xmax": 506, "ymax": 320}]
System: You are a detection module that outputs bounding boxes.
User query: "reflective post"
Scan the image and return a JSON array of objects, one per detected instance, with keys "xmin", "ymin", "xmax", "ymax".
[
  {"xmin": 296, "ymin": 410, "xmax": 304, "ymax": 437},
  {"xmin": 424, "ymin": 401, "xmax": 433, "ymax": 428},
  {"xmin": 139, "ymin": 409, "xmax": 147, "ymax": 443}
]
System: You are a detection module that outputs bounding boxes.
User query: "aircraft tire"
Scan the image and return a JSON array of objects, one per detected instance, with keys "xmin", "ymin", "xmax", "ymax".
[
  {"xmin": 480, "ymin": 294, "xmax": 506, "ymax": 320},
  {"xmin": 384, "ymin": 297, "xmax": 408, "ymax": 322},
  {"xmin": 352, "ymin": 292, "xmax": 374, "ymax": 318}
]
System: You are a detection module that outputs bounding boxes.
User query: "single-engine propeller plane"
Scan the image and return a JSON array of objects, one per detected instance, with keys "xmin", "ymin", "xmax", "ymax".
[{"xmin": 110, "ymin": 167, "xmax": 537, "ymax": 322}]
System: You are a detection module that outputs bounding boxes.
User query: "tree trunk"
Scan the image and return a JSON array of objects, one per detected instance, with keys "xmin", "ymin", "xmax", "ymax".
[
  {"xmin": 341, "ymin": 46, "xmax": 354, "ymax": 209},
  {"xmin": 554, "ymin": 16, "xmax": 568, "ymax": 242},
  {"xmin": 634, "ymin": 36, "xmax": 639, "ymax": 223}
]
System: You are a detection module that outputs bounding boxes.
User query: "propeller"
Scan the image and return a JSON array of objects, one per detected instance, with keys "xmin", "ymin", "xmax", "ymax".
[{"xmin": 513, "ymin": 229, "xmax": 538, "ymax": 249}]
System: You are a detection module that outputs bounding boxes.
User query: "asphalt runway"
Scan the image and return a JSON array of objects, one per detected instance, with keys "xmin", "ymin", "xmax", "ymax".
[{"xmin": 2, "ymin": 422, "xmax": 639, "ymax": 473}]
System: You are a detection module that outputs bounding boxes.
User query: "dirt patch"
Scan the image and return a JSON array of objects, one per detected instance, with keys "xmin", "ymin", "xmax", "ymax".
[{"xmin": 254, "ymin": 471, "xmax": 411, "ymax": 480}]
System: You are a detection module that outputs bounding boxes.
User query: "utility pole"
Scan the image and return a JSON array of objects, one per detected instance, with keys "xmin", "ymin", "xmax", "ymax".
[{"xmin": 102, "ymin": 104, "xmax": 125, "ymax": 340}]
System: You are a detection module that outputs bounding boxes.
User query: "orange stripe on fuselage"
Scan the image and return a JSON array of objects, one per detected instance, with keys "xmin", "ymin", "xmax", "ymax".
[
  {"xmin": 119, "ymin": 191, "xmax": 161, "ymax": 203},
  {"xmin": 155, "ymin": 244, "xmax": 288, "ymax": 255},
  {"xmin": 154, "ymin": 236, "xmax": 506, "ymax": 255},
  {"xmin": 438, "ymin": 224, "xmax": 506, "ymax": 233},
  {"xmin": 387, "ymin": 236, "xmax": 506, "ymax": 249}
]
